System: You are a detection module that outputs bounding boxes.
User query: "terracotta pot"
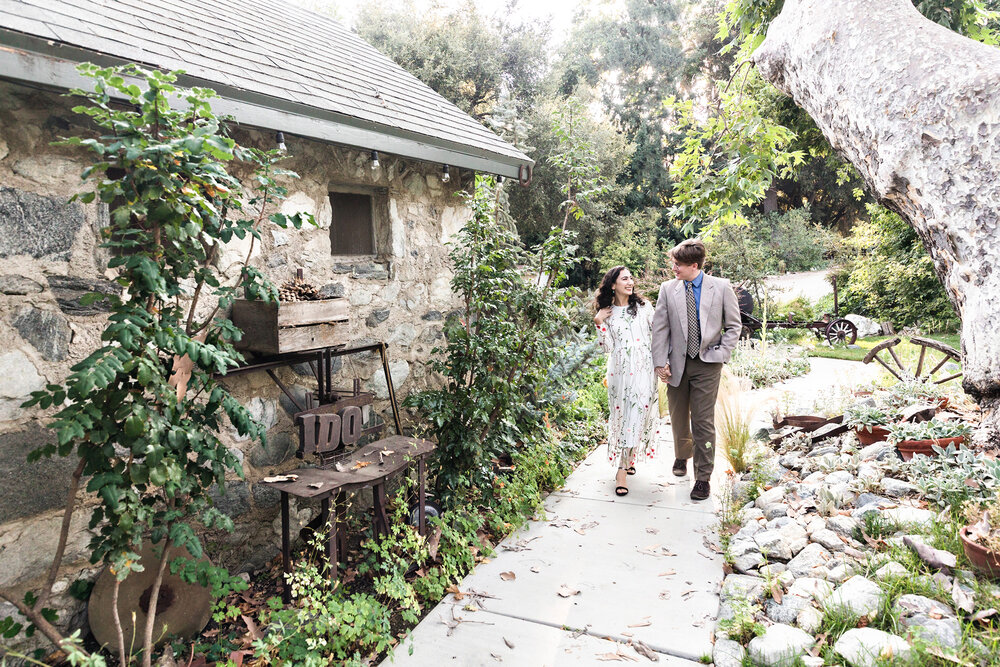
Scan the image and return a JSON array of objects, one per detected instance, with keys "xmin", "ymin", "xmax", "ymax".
[
  {"xmin": 854, "ymin": 425, "xmax": 890, "ymax": 446},
  {"xmin": 960, "ymin": 526, "xmax": 1000, "ymax": 578},
  {"xmin": 896, "ymin": 435, "xmax": 966, "ymax": 461}
]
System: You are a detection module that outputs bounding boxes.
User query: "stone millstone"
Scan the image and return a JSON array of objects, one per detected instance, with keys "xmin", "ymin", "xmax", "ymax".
[{"xmin": 88, "ymin": 543, "xmax": 212, "ymax": 654}]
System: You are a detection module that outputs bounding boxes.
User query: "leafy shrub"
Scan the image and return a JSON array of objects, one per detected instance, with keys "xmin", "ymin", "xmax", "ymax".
[
  {"xmin": 839, "ymin": 204, "xmax": 959, "ymax": 331},
  {"xmin": 908, "ymin": 447, "xmax": 1000, "ymax": 510},
  {"xmin": 843, "ymin": 403, "xmax": 896, "ymax": 431},
  {"xmin": 729, "ymin": 340, "xmax": 810, "ymax": 389},
  {"xmin": 405, "ymin": 175, "xmax": 583, "ymax": 509},
  {"xmin": 888, "ymin": 418, "xmax": 971, "ymax": 443}
]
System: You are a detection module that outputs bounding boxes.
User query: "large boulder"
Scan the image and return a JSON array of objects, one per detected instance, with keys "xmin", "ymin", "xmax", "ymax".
[
  {"xmin": 824, "ymin": 576, "xmax": 885, "ymax": 617},
  {"xmin": 748, "ymin": 623, "xmax": 815, "ymax": 667},
  {"xmin": 834, "ymin": 628, "xmax": 910, "ymax": 667}
]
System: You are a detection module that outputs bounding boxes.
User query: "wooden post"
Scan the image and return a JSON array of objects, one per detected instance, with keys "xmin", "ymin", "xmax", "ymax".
[
  {"xmin": 281, "ymin": 493, "xmax": 291, "ymax": 603},
  {"xmin": 832, "ymin": 274, "xmax": 839, "ymax": 316}
]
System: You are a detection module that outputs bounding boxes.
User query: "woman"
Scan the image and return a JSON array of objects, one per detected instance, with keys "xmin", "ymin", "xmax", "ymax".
[{"xmin": 594, "ymin": 266, "xmax": 658, "ymax": 496}]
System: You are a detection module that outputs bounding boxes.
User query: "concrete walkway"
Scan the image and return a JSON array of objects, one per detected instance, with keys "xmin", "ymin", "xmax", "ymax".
[
  {"xmin": 382, "ymin": 358, "xmax": 878, "ymax": 667},
  {"xmin": 383, "ymin": 435, "xmax": 728, "ymax": 666}
]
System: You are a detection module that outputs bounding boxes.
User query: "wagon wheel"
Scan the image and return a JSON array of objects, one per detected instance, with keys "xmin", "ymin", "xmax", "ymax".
[
  {"xmin": 862, "ymin": 336, "xmax": 962, "ymax": 384},
  {"xmin": 825, "ymin": 318, "xmax": 858, "ymax": 345}
]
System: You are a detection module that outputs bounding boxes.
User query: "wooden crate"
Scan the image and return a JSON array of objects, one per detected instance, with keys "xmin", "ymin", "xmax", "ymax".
[{"xmin": 231, "ymin": 298, "xmax": 349, "ymax": 354}]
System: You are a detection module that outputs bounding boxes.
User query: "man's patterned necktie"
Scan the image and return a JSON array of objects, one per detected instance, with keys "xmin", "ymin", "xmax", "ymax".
[{"xmin": 686, "ymin": 282, "xmax": 700, "ymax": 358}]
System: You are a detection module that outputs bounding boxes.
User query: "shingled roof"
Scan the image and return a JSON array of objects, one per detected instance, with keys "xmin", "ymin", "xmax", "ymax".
[{"xmin": 0, "ymin": 0, "xmax": 533, "ymax": 179}]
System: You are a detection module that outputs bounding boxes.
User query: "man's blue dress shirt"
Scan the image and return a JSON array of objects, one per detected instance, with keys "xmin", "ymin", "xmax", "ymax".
[{"xmin": 686, "ymin": 271, "xmax": 704, "ymax": 318}]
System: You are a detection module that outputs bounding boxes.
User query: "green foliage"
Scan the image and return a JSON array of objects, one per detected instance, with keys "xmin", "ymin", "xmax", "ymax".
[
  {"xmin": 888, "ymin": 419, "xmax": 971, "ymax": 443},
  {"xmin": 595, "ymin": 210, "xmax": 667, "ymax": 278},
  {"xmin": 19, "ymin": 63, "xmax": 311, "ymax": 656},
  {"xmin": 706, "ymin": 208, "xmax": 838, "ymax": 301},
  {"xmin": 728, "ymin": 340, "xmax": 810, "ymax": 389},
  {"xmin": 355, "ymin": 2, "xmax": 547, "ymax": 120},
  {"xmin": 843, "ymin": 404, "xmax": 895, "ymax": 430},
  {"xmin": 405, "ymin": 175, "xmax": 583, "ymax": 508},
  {"xmin": 907, "ymin": 446, "xmax": 1000, "ymax": 511},
  {"xmin": 838, "ymin": 204, "xmax": 959, "ymax": 331}
]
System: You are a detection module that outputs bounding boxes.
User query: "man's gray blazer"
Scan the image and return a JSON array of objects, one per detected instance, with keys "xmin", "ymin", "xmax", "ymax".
[{"xmin": 651, "ymin": 274, "xmax": 742, "ymax": 388}]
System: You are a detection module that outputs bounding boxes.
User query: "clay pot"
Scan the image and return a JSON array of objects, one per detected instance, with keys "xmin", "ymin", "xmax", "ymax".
[
  {"xmin": 896, "ymin": 435, "xmax": 966, "ymax": 461},
  {"xmin": 854, "ymin": 425, "xmax": 890, "ymax": 446},
  {"xmin": 960, "ymin": 526, "xmax": 1000, "ymax": 578}
]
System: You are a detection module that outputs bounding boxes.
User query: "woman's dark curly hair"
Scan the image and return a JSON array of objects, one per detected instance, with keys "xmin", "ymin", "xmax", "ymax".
[{"xmin": 594, "ymin": 265, "xmax": 645, "ymax": 317}]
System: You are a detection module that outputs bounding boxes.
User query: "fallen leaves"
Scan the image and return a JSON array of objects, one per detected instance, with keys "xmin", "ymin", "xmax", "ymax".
[
  {"xmin": 627, "ymin": 618, "xmax": 651, "ymax": 628},
  {"xmin": 557, "ymin": 584, "xmax": 581, "ymax": 598},
  {"xmin": 351, "ymin": 460, "xmax": 374, "ymax": 470},
  {"xmin": 503, "ymin": 637, "xmax": 515, "ymax": 649},
  {"xmin": 500, "ymin": 571, "xmax": 516, "ymax": 581},
  {"xmin": 262, "ymin": 474, "xmax": 298, "ymax": 483},
  {"xmin": 631, "ymin": 640, "xmax": 659, "ymax": 662},
  {"xmin": 575, "ymin": 521, "xmax": 599, "ymax": 535},
  {"xmin": 657, "ymin": 570, "xmax": 676, "ymax": 577},
  {"xmin": 637, "ymin": 544, "xmax": 676, "ymax": 557}
]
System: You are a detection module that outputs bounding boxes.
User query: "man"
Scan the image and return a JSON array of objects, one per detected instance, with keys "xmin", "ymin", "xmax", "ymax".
[{"xmin": 651, "ymin": 239, "xmax": 741, "ymax": 501}]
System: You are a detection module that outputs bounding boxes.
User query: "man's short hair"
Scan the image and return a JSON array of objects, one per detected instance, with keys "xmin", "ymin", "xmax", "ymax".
[{"xmin": 670, "ymin": 239, "xmax": 707, "ymax": 268}]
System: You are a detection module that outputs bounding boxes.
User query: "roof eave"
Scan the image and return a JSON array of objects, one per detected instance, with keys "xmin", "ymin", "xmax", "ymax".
[{"xmin": 0, "ymin": 30, "xmax": 533, "ymax": 180}]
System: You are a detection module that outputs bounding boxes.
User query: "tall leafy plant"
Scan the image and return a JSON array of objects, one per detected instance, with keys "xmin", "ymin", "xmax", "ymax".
[
  {"xmin": 405, "ymin": 175, "xmax": 579, "ymax": 508},
  {"xmin": 3, "ymin": 64, "xmax": 311, "ymax": 665}
]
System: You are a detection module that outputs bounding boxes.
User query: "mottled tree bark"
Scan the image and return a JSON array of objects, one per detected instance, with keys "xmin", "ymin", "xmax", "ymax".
[{"xmin": 753, "ymin": 0, "xmax": 1000, "ymax": 439}]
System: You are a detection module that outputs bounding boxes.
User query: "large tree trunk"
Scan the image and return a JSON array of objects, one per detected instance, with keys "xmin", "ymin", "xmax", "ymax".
[{"xmin": 753, "ymin": 0, "xmax": 1000, "ymax": 439}]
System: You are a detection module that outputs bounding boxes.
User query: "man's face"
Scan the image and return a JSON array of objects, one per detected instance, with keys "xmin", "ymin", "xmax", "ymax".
[{"xmin": 671, "ymin": 259, "xmax": 701, "ymax": 282}]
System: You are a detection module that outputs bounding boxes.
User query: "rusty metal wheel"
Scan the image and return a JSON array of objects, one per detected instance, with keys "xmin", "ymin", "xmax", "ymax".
[{"xmin": 825, "ymin": 318, "xmax": 858, "ymax": 345}]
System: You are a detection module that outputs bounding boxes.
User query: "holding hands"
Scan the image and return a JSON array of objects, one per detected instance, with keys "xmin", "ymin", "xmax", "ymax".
[{"xmin": 655, "ymin": 365, "xmax": 671, "ymax": 381}]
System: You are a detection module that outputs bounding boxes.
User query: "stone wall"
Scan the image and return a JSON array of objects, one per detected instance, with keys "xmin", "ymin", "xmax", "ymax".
[{"xmin": 0, "ymin": 80, "xmax": 469, "ymax": 642}]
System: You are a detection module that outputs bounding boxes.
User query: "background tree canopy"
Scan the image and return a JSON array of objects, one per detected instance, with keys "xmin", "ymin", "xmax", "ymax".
[{"xmin": 322, "ymin": 0, "xmax": 984, "ymax": 331}]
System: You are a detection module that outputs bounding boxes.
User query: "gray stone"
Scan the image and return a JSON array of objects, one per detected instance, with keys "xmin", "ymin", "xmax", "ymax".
[
  {"xmin": 845, "ymin": 313, "xmax": 882, "ymax": 338},
  {"xmin": 420, "ymin": 325, "xmax": 444, "ymax": 343},
  {"xmin": 882, "ymin": 505, "xmax": 934, "ymax": 528},
  {"xmin": 735, "ymin": 521, "xmax": 764, "ymax": 540},
  {"xmin": 755, "ymin": 485, "xmax": 788, "ymax": 509},
  {"xmin": 825, "ymin": 470, "xmax": 854, "ymax": 485},
  {"xmin": 856, "ymin": 462, "xmax": 881, "ymax": 481},
  {"xmin": 0, "ymin": 350, "xmax": 45, "ymax": 421},
  {"xmin": 765, "ymin": 503, "xmax": 790, "ymax": 520},
  {"xmin": 212, "ymin": 480, "xmax": 252, "ymax": 517},
  {"xmin": 366, "ymin": 308, "xmax": 391, "ymax": 327},
  {"xmin": 859, "ymin": 442, "xmax": 895, "ymax": 461},
  {"xmin": 758, "ymin": 563, "xmax": 787, "ymax": 578},
  {"xmin": 824, "ymin": 576, "xmax": 885, "ymax": 617},
  {"xmin": 231, "ymin": 397, "xmax": 278, "ymax": 441},
  {"xmin": 331, "ymin": 262, "xmax": 389, "ymax": 280},
  {"xmin": 0, "ymin": 425, "xmax": 81, "ymax": 523},
  {"xmin": 748, "ymin": 623, "xmax": 814, "ymax": 667},
  {"xmin": 248, "ymin": 431, "xmax": 297, "ymax": 468},
  {"xmin": 319, "ymin": 282, "xmax": 346, "ymax": 298},
  {"xmin": 797, "ymin": 606, "xmax": 824, "ymax": 634},
  {"xmin": 811, "ymin": 528, "xmax": 846, "ymax": 552},
  {"xmin": 834, "ymin": 628, "xmax": 910, "ymax": 667},
  {"xmin": 278, "ymin": 384, "xmax": 313, "ymax": 415},
  {"xmin": 880, "ymin": 477, "xmax": 918, "ymax": 497},
  {"xmin": 389, "ymin": 322, "xmax": 417, "ymax": 348},
  {"xmin": 826, "ymin": 514, "xmax": 860, "ymax": 538},
  {"xmin": 787, "ymin": 542, "xmax": 833, "ymax": 577},
  {"xmin": 729, "ymin": 538, "xmax": 761, "ymax": 557},
  {"xmin": 779, "ymin": 521, "xmax": 809, "ymax": 555},
  {"xmin": 266, "ymin": 253, "xmax": 287, "ymax": 268},
  {"xmin": 720, "ymin": 574, "xmax": 767, "ymax": 603},
  {"xmin": 788, "ymin": 577, "xmax": 835, "ymax": 602},
  {"xmin": 12, "ymin": 306, "xmax": 72, "ymax": 361},
  {"xmin": 369, "ymin": 359, "xmax": 409, "ymax": 399},
  {"xmin": 765, "ymin": 594, "xmax": 812, "ymax": 624},
  {"xmin": 713, "ymin": 638, "xmax": 746, "ymax": 667},
  {"xmin": 902, "ymin": 611, "xmax": 962, "ymax": 650},
  {"xmin": 826, "ymin": 562, "xmax": 856, "ymax": 583},
  {"xmin": 875, "ymin": 562, "xmax": 909, "ymax": 581},
  {"xmin": 734, "ymin": 551, "xmax": 765, "ymax": 574},
  {"xmin": 0, "ymin": 274, "xmax": 43, "ymax": 294},
  {"xmin": 0, "ymin": 187, "xmax": 83, "ymax": 260},
  {"xmin": 421, "ymin": 310, "xmax": 443, "ymax": 321},
  {"xmin": 47, "ymin": 275, "xmax": 120, "ymax": 315},
  {"xmin": 808, "ymin": 445, "xmax": 838, "ymax": 457},
  {"xmin": 755, "ymin": 529, "xmax": 794, "ymax": 561}
]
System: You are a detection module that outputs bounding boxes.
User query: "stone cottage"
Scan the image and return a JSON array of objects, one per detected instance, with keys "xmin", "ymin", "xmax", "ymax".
[{"xmin": 0, "ymin": 0, "xmax": 532, "ymax": 646}]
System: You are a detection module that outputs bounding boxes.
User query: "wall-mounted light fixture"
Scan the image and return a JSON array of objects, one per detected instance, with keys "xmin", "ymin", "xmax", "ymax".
[
  {"xmin": 371, "ymin": 150, "xmax": 380, "ymax": 170},
  {"xmin": 441, "ymin": 164, "xmax": 451, "ymax": 183},
  {"xmin": 276, "ymin": 131, "xmax": 287, "ymax": 152}
]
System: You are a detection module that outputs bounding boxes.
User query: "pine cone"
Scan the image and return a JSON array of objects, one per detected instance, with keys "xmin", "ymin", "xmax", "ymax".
[{"xmin": 278, "ymin": 276, "xmax": 322, "ymax": 302}]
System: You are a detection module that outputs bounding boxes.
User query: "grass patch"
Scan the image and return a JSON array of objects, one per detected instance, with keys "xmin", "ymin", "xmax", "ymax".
[{"xmin": 803, "ymin": 333, "xmax": 961, "ymax": 363}]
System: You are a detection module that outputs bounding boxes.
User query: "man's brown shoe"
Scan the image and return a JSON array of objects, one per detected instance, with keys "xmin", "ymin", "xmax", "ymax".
[
  {"xmin": 690, "ymin": 480, "xmax": 710, "ymax": 501},
  {"xmin": 672, "ymin": 458, "xmax": 687, "ymax": 477}
]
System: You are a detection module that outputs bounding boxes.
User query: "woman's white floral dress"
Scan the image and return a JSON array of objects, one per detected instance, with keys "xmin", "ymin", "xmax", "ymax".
[{"xmin": 596, "ymin": 302, "xmax": 658, "ymax": 467}]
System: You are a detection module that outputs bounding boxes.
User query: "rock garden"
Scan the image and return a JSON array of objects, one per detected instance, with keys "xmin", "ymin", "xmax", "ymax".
[{"xmin": 714, "ymin": 376, "xmax": 1000, "ymax": 666}]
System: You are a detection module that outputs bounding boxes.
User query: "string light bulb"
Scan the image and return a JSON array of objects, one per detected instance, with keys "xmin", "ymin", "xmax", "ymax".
[
  {"xmin": 276, "ymin": 131, "xmax": 287, "ymax": 153},
  {"xmin": 371, "ymin": 150, "xmax": 380, "ymax": 170},
  {"xmin": 441, "ymin": 164, "xmax": 451, "ymax": 183}
]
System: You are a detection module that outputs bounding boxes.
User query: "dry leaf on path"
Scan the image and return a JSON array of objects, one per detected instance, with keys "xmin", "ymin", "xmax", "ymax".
[
  {"xmin": 770, "ymin": 581, "xmax": 783, "ymax": 605},
  {"xmin": 658, "ymin": 591, "xmax": 671, "ymax": 600},
  {"xmin": 645, "ymin": 527, "xmax": 659, "ymax": 534},
  {"xmin": 972, "ymin": 608, "xmax": 998, "ymax": 622},
  {"xmin": 240, "ymin": 614, "xmax": 262, "ymax": 640},
  {"xmin": 307, "ymin": 482, "xmax": 324, "ymax": 489},
  {"xmin": 631, "ymin": 640, "xmax": 659, "ymax": 662},
  {"xmin": 658, "ymin": 570, "xmax": 676, "ymax": 577},
  {"xmin": 575, "ymin": 521, "xmax": 599, "ymax": 535},
  {"xmin": 427, "ymin": 526, "xmax": 443, "ymax": 561},
  {"xmin": 446, "ymin": 584, "xmax": 466, "ymax": 601},
  {"xmin": 500, "ymin": 571, "xmax": 516, "ymax": 581},
  {"xmin": 351, "ymin": 460, "xmax": 373, "ymax": 470},
  {"xmin": 627, "ymin": 619, "xmax": 651, "ymax": 628},
  {"xmin": 597, "ymin": 652, "xmax": 638, "ymax": 662},
  {"xmin": 503, "ymin": 637, "xmax": 515, "ymax": 649},
  {"xmin": 530, "ymin": 565, "xmax": 541, "ymax": 573},
  {"xmin": 557, "ymin": 584, "xmax": 581, "ymax": 598}
]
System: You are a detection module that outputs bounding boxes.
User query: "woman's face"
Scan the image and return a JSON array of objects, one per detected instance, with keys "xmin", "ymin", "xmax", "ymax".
[{"xmin": 613, "ymin": 270, "xmax": 634, "ymax": 298}]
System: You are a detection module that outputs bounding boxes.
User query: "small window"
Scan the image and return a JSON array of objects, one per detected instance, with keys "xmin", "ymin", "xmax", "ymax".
[{"xmin": 330, "ymin": 192, "xmax": 374, "ymax": 256}]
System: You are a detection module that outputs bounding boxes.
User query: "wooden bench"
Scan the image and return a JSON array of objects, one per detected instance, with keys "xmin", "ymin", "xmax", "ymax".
[{"xmin": 261, "ymin": 374, "xmax": 434, "ymax": 601}]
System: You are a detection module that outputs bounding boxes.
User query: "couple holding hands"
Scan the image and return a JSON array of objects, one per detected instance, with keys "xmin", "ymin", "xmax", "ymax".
[{"xmin": 593, "ymin": 239, "xmax": 742, "ymax": 500}]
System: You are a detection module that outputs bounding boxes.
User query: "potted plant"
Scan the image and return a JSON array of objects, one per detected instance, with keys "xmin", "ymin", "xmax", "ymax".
[
  {"xmin": 960, "ymin": 499, "xmax": 1000, "ymax": 577},
  {"xmin": 844, "ymin": 403, "xmax": 896, "ymax": 445},
  {"xmin": 883, "ymin": 380, "xmax": 949, "ymax": 410},
  {"xmin": 888, "ymin": 418, "xmax": 971, "ymax": 461}
]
